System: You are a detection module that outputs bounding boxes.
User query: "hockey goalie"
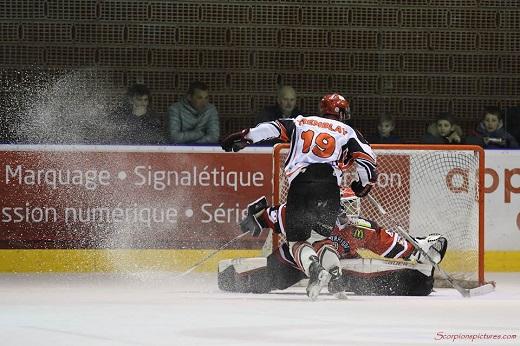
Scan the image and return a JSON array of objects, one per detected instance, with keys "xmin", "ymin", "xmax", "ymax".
[{"xmin": 218, "ymin": 187, "xmax": 448, "ymax": 296}]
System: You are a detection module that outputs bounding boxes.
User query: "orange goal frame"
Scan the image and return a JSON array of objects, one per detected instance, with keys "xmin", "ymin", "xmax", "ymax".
[{"xmin": 272, "ymin": 143, "xmax": 485, "ymax": 285}]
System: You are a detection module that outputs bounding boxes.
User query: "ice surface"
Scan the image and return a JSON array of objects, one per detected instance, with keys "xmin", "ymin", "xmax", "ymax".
[{"xmin": 0, "ymin": 272, "xmax": 518, "ymax": 346}]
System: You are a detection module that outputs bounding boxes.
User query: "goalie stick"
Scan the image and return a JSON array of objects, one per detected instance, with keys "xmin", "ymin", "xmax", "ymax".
[
  {"xmin": 174, "ymin": 232, "xmax": 249, "ymax": 278},
  {"xmin": 367, "ymin": 194, "xmax": 495, "ymax": 298}
]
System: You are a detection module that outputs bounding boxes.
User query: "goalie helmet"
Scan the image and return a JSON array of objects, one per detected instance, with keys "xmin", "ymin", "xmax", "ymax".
[
  {"xmin": 339, "ymin": 187, "xmax": 361, "ymax": 219},
  {"xmin": 320, "ymin": 93, "xmax": 351, "ymax": 121}
]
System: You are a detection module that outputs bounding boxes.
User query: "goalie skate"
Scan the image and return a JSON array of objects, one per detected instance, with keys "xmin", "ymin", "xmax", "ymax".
[
  {"xmin": 306, "ymin": 257, "xmax": 331, "ymax": 301},
  {"xmin": 410, "ymin": 234, "xmax": 448, "ymax": 264}
]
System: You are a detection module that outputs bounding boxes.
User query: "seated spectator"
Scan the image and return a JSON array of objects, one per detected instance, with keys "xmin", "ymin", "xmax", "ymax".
[
  {"xmin": 254, "ymin": 85, "xmax": 301, "ymax": 145},
  {"xmin": 255, "ymin": 85, "xmax": 301, "ymax": 124},
  {"xmin": 368, "ymin": 113, "xmax": 401, "ymax": 144},
  {"xmin": 420, "ymin": 112, "xmax": 463, "ymax": 144},
  {"xmin": 471, "ymin": 107, "xmax": 519, "ymax": 149},
  {"xmin": 110, "ymin": 83, "xmax": 167, "ymax": 145},
  {"xmin": 168, "ymin": 81, "xmax": 219, "ymax": 144}
]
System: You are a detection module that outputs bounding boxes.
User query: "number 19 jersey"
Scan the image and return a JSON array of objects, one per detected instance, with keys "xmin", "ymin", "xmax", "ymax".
[{"xmin": 246, "ymin": 115, "xmax": 377, "ymax": 186}]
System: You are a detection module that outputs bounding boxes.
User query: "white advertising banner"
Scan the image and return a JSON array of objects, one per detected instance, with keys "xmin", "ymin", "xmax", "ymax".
[{"xmin": 484, "ymin": 150, "xmax": 520, "ymax": 250}]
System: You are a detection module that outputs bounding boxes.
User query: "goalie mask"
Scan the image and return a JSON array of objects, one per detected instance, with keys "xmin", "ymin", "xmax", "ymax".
[
  {"xmin": 320, "ymin": 93, "xmax": 351, "ymax": 121},
  {"xmin": 339, "ymin": 187, "xmax": 361, "ymax": 222}
]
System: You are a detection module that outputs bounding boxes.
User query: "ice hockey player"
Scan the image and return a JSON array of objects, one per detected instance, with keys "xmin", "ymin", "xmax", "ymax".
[
  {"xmin": 221, "ymin": 93, "xmax": 377, "ymax": 300},
  {"xmin": 218, "ymin": 187, "xmax": 448, "ymax": 296}
]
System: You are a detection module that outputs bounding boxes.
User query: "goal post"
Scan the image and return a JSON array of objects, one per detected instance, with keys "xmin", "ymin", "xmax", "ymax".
[{"xmin": 272, "ymin": 143, "xmax": 485, "ymax": 288}]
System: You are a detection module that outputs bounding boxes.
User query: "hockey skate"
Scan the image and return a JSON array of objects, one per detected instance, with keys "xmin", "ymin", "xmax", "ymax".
[
  {"xmin": 306, "ymin": 256, "xmax": 331, "ymax": 301},
  {"xmin": 409, "ymin": 234, "xmax": 448, "ymax": 264},
  {"xmin": 239, "ymin": 196, "xmax": 268, "ymax": 237},
  {"xmin": 328, "ymin": 266, "xmax": 348, "ymax": 300}
]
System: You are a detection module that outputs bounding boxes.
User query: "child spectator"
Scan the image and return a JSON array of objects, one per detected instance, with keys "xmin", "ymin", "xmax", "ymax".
[
  {"xmin": 368, "ymin": 113, "xmax": 401, "ymax": 144},
  {"xmin": 109, "ymin": 83, "xmax": 167, "ymax": 145},
  {"xmin": 420, "ymin": 112, "xmax": 463, "ymax": 144},
  {"xmin": 473, "ymin": 107, "xmax": 519, "ymax": 149}
]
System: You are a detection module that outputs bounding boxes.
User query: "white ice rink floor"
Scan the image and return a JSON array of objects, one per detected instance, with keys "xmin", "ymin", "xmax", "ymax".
[{"xmin": 1, "ymin": 272, "xmax": 518, "ymax": 346}]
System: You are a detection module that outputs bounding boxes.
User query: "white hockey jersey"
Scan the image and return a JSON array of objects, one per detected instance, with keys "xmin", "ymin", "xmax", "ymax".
[{"xmin": 245, "ymin": 115, "xmax": 377, "ymax": 186}]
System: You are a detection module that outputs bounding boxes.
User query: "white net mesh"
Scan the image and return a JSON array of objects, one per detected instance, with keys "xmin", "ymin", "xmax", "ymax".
[{"xmin": 272, "ymin": 144, "xmax": 484, "ymax": 288}]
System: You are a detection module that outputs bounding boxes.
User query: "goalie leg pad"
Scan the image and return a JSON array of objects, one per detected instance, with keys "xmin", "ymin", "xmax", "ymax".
[
  {"xmin": 218, "ymin": 258, "xmax": 272, "ymax": 293},
  {"xmin": 342, "ymin": 268, "xmax": 434, "ymax": 296},
  {"xmin": 218, "ymin": 255, "xmax": 306, "ymax": 293}
]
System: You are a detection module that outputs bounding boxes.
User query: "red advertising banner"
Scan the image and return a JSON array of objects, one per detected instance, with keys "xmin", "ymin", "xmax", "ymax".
[{"xmin": 0, "ymin": 145, "xmax": 273, "ymax": 249}]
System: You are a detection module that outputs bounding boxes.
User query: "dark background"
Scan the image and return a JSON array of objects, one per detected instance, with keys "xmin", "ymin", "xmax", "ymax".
[{"xmin": 0, "ymin": 0, "xmax": 519, "ymax": 143}]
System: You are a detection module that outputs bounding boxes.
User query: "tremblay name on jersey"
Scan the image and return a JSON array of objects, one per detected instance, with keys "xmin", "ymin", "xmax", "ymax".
[{"xmin": 296, "ymin": 118, "xmax": 347, "ymax": 135}]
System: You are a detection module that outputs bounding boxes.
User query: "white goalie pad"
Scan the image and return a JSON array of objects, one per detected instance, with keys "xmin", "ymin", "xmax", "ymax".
[
  {"xmin": 218, "ymin": 257, "xmax": 267, "ymax": 274},
  {"xmin": 342, "ymin": 248, "xmax": 433, "ymax": 277}
]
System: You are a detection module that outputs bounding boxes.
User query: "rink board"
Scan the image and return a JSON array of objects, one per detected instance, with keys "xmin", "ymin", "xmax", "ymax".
[
  {"xmin": 0, "ymin": 249, "xmax": 518, "ymax": 272},
  {"xmin": 0, "ymin": 145, "xmax": 518, "ymax": 273}
]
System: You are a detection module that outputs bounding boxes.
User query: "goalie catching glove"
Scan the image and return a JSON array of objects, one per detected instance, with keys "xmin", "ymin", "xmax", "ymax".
[
  {"xmin": 239, "ymin": 196, "xmax": 268, "ymax": 237},
  {"xmin": 221, "ymin": 129, "xmax": 252, "ymax": 152}
]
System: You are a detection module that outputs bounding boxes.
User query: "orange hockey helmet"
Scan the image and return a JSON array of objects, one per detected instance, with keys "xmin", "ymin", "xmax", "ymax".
[{"xmin": 320, "ymin": 93, "xmax": 351, "ymax": 121}]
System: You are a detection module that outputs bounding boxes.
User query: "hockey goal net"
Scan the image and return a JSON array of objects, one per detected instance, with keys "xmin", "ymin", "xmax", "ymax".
[{"xmin": 272, "ymin": 143, "xmax": 485, "ymax": 288}]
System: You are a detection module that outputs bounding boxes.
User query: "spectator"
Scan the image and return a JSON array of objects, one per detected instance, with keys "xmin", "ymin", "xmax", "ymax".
[
  {"xmin": 255, "ymin": 85, "xmax": 301, "ymax": 124},
  {"xmin": 368, "ymin": 113, "xmax": 401, "ymax": 144},
  {"xmin": 471, "ymin": 107, "xmax": 519, "ymax": 149},
  {"xmin": 420, "ymin": 112, "xmax": 463, "ymax": 144},
  {"xmin": 168, "ymin": 81, "xmax": 219, "ymax": 144},
  {"xmin": 254, "ymin": 85, "xmax": 301, "ymax": 145},
  {"xmin": 110, "ymin": 83, "xmax": 167, "ymax": 145}
]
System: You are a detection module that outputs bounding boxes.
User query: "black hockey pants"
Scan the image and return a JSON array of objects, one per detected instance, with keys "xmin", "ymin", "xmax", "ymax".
[{"xmin": 285, "ymin": 163, "xmax": 340, "ymax": 242}]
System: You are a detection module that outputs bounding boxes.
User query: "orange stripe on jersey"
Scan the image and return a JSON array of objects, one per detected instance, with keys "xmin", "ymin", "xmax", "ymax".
[
  {"xmin": 275, "ymin": 120, "xmax": 290, "ymax": 142},
  {"xmin": 351, "ymin": 152, "xmax": 376, "ymax": 164},
  {"xmin": 339, "ymin": 161, "xmax": 354, "ymax": 171}
]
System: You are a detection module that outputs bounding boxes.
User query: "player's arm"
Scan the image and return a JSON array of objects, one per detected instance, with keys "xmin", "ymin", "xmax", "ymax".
[
  {"xmin": 221, "ymin": 119, "xmax": 294, "ymax": 152},
  {"xmin": 342, "ymin": 131, "xmax": 377, "ymax": 197}
]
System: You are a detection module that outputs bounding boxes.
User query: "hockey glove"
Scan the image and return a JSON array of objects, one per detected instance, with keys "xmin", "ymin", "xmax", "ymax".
[
  {"xmin": 239, "ymin": 196, "xmax": 268, "ymax": 237},
  {"xmin": 221, "ymin": 129, "xmax": 252, "ymax": 152},
  {"xmin": 350, "ymin": 180, "xmax": 373, "ymax": 198}
]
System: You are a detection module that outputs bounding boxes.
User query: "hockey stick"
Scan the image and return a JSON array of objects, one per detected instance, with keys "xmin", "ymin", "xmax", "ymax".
[
  {"xmin": 174, "ymin": 232, "xmax": 249, "ymax": 278},
  {"xmin": 367, "ymin": 194, "xmax": 495, "ymax": 298}
]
